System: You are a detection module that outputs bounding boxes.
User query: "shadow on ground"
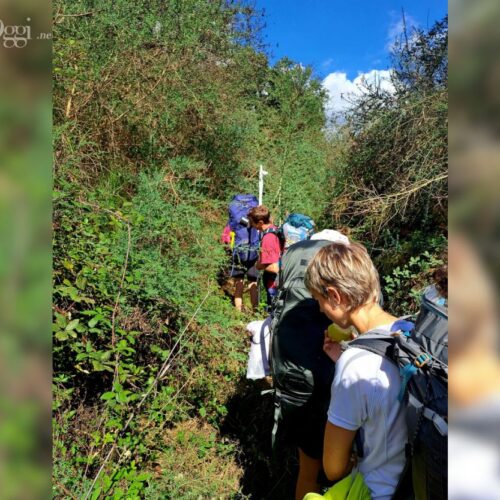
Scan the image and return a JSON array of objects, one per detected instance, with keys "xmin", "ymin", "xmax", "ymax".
[{"xmin": 220, "ymin": 378, "xmax": 298, "ymax": 499}]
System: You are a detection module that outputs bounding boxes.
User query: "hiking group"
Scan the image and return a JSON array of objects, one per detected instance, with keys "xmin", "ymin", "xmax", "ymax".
[{"xmin": 221, "ymin": 194, "xmax": 448, "ymax": 500}]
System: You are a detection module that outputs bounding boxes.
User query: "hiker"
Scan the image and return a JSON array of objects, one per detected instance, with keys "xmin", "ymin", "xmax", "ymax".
[
  {"xmin": 269, "ymin": 229, "xmax": 349, "ymax": 500},
  {"xmin": 304, "ymin": 241, "xmax": 407, "ymax": 499},
  {"xmin": 247, "ymin": 205, "xmax": 282, "ymax": 309},
  {"xmin": 223, "ymin": 194, "xmax": 260, "ymax": 312}
]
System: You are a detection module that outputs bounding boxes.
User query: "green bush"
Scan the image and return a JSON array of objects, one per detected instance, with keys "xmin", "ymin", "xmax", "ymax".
[{"xmin": 383, "ymin": 249, "xmax": 444, "ymax": 317}]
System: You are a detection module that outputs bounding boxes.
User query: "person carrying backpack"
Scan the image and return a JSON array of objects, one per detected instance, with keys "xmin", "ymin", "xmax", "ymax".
[
  {"xmin": 223, "ymin": 194, "xmax": 260, "ymax": 312},
  {"xmin": 304, "ymin": 241, "xmax": 408, "ymax": 500},
  {"xmin": 269, "ymin": 229, "xmax": 350, "ymax": 500},
  {"xmin": 247, "ymin": 205, "xmax": 282, "ymax": 309}
]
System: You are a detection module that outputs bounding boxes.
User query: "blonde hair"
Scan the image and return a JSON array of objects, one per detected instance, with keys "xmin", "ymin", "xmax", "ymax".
[{"xmin": 304, "ymin": 241, "xmax": 381, "ymax": 311}]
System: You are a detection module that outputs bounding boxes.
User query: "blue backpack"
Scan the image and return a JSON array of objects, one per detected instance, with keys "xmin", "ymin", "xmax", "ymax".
[
  {"xmin": 228, "ymin": 194, "xmax": 260, "ymax": 262},
  {"xmin": 281, "ymin": 213, "xmax": 315, "ymax": 250},
  {"xmin": 264, "ymin": 213, "xmax": 315, "ymax": 252}
]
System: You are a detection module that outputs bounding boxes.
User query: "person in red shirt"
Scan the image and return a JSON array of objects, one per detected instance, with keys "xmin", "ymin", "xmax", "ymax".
[{"xmin": 248, "ymin": 205, "xmax": 283, "ymax": 309}]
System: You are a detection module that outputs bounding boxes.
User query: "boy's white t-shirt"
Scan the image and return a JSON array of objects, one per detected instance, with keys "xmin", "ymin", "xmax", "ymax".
[{"xmin": 327, "ymin": 324, "xmax": 407, "ymax": 500}]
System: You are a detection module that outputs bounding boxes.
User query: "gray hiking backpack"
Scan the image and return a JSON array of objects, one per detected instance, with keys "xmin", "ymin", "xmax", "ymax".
[
  {"xmin": 350, "ymin": 285, "xmax": 448, "ymax": 500},
  {"xmin": 268, "ymin": 239, "xmax": 335, "ymax": 445}
]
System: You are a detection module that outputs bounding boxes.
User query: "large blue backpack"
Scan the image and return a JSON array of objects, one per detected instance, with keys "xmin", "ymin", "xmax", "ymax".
[{"xmin": 228, "ymin": 194, "xmax": 260, "ymax": 262}]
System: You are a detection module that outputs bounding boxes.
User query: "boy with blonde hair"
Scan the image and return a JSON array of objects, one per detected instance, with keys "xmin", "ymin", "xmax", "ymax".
[{"xmin": 304, "ymin": 242, "xmax": 407, "ymax": 500}]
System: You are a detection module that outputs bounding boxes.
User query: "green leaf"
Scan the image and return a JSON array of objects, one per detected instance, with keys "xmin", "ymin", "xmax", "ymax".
[
  {"xmin": 88, "ymin": 314, "xmax": 103, "ymax": 328},
  {"xmin": 91, "ymin": 360, "xmax": 107, "ymax": 372},
  {"xmin": 116, "ymin": 390, "xmax": 131, "ymax": 403},
  {"xmin": 55, "ymin": 331, "xmax": 69, "ymax": 341},
  {"xmin": 62, "ymin": 259, "xmax": 74, "ymax": 271},
  {"xmin": 65, "ymin": 319, "xmax": 80, "ymax": 331},
  {"xmin": 90, "ymin": 486, "xmax": 101, "ymax": 500},
  {"xmin": 100, "ymin": 392, "xmax": 115, "ymax": 401},
  {"xmin": 199, "ymin": 407, "xmax": 206, "ymax": 418},
  {"xmin": 76, "ymin": 275, "xmax": 87, "ymax": 290},
  {"xmin": 114, "ymin": 488, "xmax": 125, "ymax": 499},
  {"xmin": 100, "ymin": 351, "xmax": 112, "ymax": 362}
]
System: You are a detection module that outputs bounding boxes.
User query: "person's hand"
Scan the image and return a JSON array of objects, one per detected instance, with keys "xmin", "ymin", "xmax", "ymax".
[{"xmin": 323, "ymin": 332, "xmax": 343, "ymax": 362}]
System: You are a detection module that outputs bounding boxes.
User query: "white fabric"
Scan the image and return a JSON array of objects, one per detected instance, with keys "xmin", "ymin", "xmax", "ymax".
[
  {"xmin": 245, "ymin": 317, "xmax": 271, "ymax": 380},
  {"xmin": 311, "ymin": 229, "xmax": 349, "ymax": 245},
  {"xmin": 327, "ymin": 324, "xmax": 407, "ymax": 500}
]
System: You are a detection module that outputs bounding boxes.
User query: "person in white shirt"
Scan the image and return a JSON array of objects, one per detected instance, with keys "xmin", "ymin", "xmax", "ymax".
[{"xmin": 304, "ymin": 241, "xmax": 407, "ymax": 500}]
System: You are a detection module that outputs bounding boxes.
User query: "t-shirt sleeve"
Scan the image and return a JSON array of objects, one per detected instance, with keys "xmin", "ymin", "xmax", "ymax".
[
  {"xmin": 327, "ymin": 350, "xmax": 377, "ymax": 431},
  {"xmin": 259, "ymin": 233, "xmax": 281, "ymax": 264}
]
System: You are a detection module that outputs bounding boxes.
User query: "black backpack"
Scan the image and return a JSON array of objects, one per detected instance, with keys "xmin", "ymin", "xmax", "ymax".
[
  {"xmin": 268, "ymin": 239, "xmax": 335, "ymax": 446},
  {"xmin": 349, "ymin": 286, "xmax": 448, "ymax": 500}
]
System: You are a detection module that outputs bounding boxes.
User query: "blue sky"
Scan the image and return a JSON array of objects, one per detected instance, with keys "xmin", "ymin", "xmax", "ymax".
[
  {"xmin": 254, "ymin": 0, "xmax": 447, "ymax": 117},
  {"xmin": 257, "ymin": 0, "xmax": 448, "ymax": 79}
]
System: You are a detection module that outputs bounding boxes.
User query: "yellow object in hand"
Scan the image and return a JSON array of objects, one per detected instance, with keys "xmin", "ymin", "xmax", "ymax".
[{"xmin": 327, "ymin": 323, "xmax": 353, "ymax": 342}]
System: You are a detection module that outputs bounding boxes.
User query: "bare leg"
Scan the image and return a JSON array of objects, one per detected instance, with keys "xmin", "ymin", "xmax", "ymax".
[
  {"xmin": 234, "ymin": 277, "xmax": 244, "ymax": 311},
  {"xmin": 296, "ymin": 448, "xmax": 321, "ymax": 500},
  {"xmin": 248, "ymin": 281, "xmax": 258, "ymax": 311}
]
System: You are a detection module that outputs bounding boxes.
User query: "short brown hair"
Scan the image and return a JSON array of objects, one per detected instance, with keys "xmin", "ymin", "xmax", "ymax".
[
  {"xmin": 304, "ymin": 241, "xmax": 381, "ymax": 311},
  {"xmin": 248, "ymin": 205, "xmax": 271, "ymax": 224}
]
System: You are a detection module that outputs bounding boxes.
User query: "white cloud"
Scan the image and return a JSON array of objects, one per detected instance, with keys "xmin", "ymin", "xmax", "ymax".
[{"xmin": 322, "ymin": 69, "xmax": 395, "ymax": 119}]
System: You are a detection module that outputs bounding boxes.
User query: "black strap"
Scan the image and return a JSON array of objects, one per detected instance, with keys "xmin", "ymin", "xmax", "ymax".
[
  {"xmin": 392, "ymin": 451, "xmax": 414, "ymax": 500},
  {"xmin": 349, "ymin": 334, "xmax": 396, "ymax": 360},
  {"xmin": 261, "ymin": 227, "xmax": 282, "ymax": 247},
  {"xmin": 262, "ymin": 227, "xmax": 279, "ymax": 236}
]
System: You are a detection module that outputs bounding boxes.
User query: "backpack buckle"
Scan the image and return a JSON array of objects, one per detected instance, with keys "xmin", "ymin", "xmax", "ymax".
[{"xmin": 414, "ymin": 353, "xmax": 431, "ymax": 368}]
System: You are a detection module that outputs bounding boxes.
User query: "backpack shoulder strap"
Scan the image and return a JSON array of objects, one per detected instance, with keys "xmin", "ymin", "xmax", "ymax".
[
  {"xmin": 348, "ymin": 319, "xmax": 417, "ymax": 361},
  {"xmin": 262, "ymin": 227, "xmax": 284, "ymax": 255},
  {"xmin": 348, "ymin": 331, "xmax": 397, "ymax": 360},
  {"xmin": 262, "ymin": 227, "xmax": 280, "ymax": 238}
]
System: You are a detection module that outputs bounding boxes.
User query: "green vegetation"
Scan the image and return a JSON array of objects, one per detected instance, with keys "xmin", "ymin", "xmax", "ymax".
[
  {"xmin": 322, "ymin": 16, "xmax": 448, "ymax": 296},
  {"xmin": 53, "ymin": 2, "xmax": 447, "ymax": 497}
]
